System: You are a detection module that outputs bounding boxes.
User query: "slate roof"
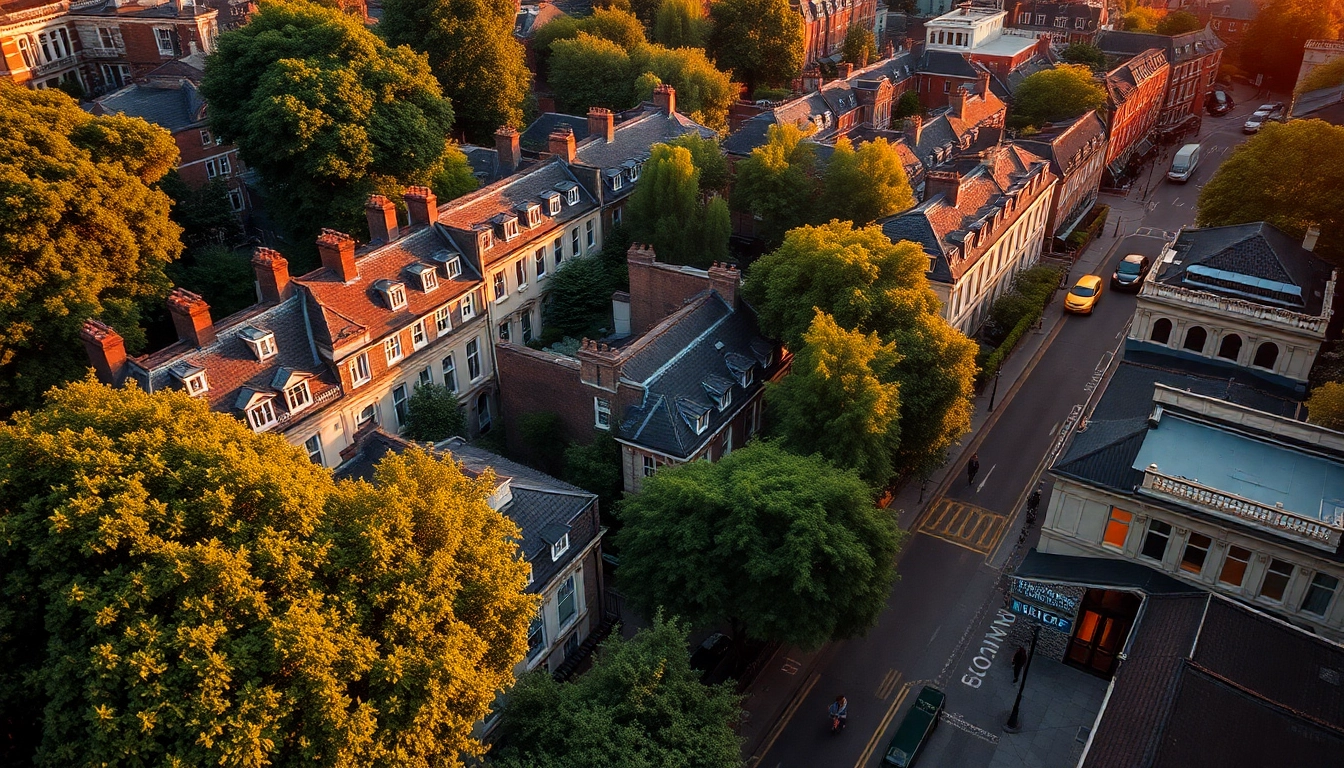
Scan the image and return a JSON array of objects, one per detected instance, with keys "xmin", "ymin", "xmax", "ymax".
[
  {"xmin": 514, "ymin": 1, "xmax": 566, "ymax": 38},
  {"xmin": 1209, "ymin": 0, "xmax": 1257, "ymax": 20},
  {"xmin": 1098, "ymin": 26, "xmax": 1225, "ymax": 66},
  {"xmin": 1013, "ymin": 111, "xmax": 1108, "ymax": 179},
  {"xmin": 93, "ymin": 80, "xmax": 205, "ymax": 133},
  {"xmin": 571, "ymin": 107, "xmax": 714, "ymax": 202},
  {"xmin": 519, "ymin": 113, "xmax": 590, "ymax": 152},
  {"xmin": 1105, "ymin": 47, "xmax": 1168, "ymax": 105},
  {"xmin": 1155, "ymin": 223, "xmax": 1335, "ymax": 315},
  {"xmin": 1083, "ymin": 593, "xmax": 1344, "ymax": 767},
  {"xmin": 1291, "ymin": 84, "xmax": 1344, "ymax": 121},
  {"xmin": 130, "ymin": 293, "xmax": 341, "ymax": 424},
  {"xmin": 618, "ymin": 293, "xmax": 776, "ymax": 459},
  {"xmin": 1007, "ymin": 0, "xmax": 1106, "ymax": 33},
  {"xmin": 334, "ymin": 431, "xmax": 599, "ymax": 593}
]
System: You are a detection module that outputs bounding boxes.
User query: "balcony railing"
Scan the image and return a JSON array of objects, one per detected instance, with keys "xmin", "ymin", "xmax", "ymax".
[
  {"xmin": 1140, "ymin": 467, "xmax": 1343, "ymax": 552},
  {"xmin": 1143, "ymin": 281, "xmax": 1329, "ymax": 334},
  {"xmin": 33, "ymin": 54, "xmax": 78, "ymax": 76},
  {"xmin": 70, "ymin": 0, "xmax": 106, "ymax": 9},
  {"xmin": 83, "ymin": 46, "xmax": 125, "ymax": 59}
]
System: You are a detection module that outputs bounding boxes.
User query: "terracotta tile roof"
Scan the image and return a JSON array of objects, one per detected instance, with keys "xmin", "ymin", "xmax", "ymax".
[{"xmin": 129, "ymin": 294, "xmax": 341, "ymax": 424}]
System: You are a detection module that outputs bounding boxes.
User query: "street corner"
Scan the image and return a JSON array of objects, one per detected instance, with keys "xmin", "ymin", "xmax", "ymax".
[{"xmin": 946, "ymin": 606, "xmax": 1023, "ymax": 730}]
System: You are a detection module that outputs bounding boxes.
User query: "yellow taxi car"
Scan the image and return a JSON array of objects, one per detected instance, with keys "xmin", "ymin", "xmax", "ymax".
[{"xmin": 1064, "ymin": 274, "xmax": 1103, "ymax": 315}]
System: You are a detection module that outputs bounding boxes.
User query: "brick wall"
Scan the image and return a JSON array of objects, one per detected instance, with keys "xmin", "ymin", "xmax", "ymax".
[{"xmin": 626, "ymin": 245, "xmax": 715, "ymax": 335}]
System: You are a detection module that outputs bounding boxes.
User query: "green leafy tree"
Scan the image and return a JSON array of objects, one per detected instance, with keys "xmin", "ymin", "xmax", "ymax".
[
  {"xmin": 564, "ymin": 431, "xmax": 625, "ymax": 512},
  {"xmin": 669, "ymin": 132, "xmax": 730, "ymax": 194},
  {"xmin": 201, "ymin": 0, "xmax": 454, "ymax": 243},
  {"xmin": 628, "ymin": 0, "xmax": 662, "ymax": 24},
  {"xmin": 1059, "ymin": 42, "xmax": 1107, "ymax": 71},
  {"xmin": 653, "ymin": 0, "xmax": 708, "ymax": 48},
  {"xmin": 1197, "ymin": 120, "xmax": 1344, "ymax": 265},
  {"xmin": 627, "ymin": 143, "xmax": 727, "ymax": 266},
  {"xmin": 708, "ymin": 0, "xmax": 804, "ymax": 90},
  {"xmin": 1009, "ymin": 64, "xmax": 1107, "ymax": 131},
  {"xmin": 0, "ymin": 380, "xmax": 534, "ymax": 766},
  {"xmin": 518, "ymin": 410, "xmax": 569, "ymax": 476},
  {"xmin": 819, "ymin": 137, "xmax": 916, "ymax": 226},
  {"xmin": 842, "ymin": 24, "xmax": 877, "ymax": 69},
  {"xmin": 0, "ymin": 83, "xmax": 181, "ymax": 413},
  {"xmin": 492, "ymin": 613, "xmax": 742, "ymax": 768},
  {"xmin": 893, "ymin": 90, "xmax": 924, "ymax": 119},
  {"xmin": 731, "ymin": 123, "xmax": 818, "ymax": 246},
  {"xmin": 1298, "ymin": 55, "xmax": 1344, "ymax": 93},
  {"xmin": 1242, "ymin": 0, "xmax": 1344, "ymax": 87},
  {"xmin": 166, "ymin": 244, "xmax": 258, "ymax": 319},
  {"xmin": 767, "ymin": 312, "xmax": 902, "ymax": 486},
  {"xmin": 614, "ymin": 441, "xmax": 903, "ymax": 650},
  {"xmin": 433, "ymin": 142, "xmax": 481, "ymax": 201},
  {"xmin": 159, "ymin": 172, "xmax": 241, "ymax": 247},
  {"xmin": 583, "ymin": 6, "xmax": 651, "ymax": 50},
  {"xmin": 639, "ymin": 44, "xmax": 736, "ymax": 131},
  {"xmin": 701, "ymin": 196, "xmax": 732, "ymax": 264},
  {"xmin": 1121, "ymin": 7, "xmax": 1163, "ymax": 31},
  {"xmin": 1307, "ymin": 382, "xmax": 1344, "ymax": 430},
  {"xmin": 742, "ymin": 222, "xmax": 978, "ymax": 478},
  {"xmin": 549, "ymin": 32, "xmax": 638, "ymax": 112},
  {"xmin": 404, "ymin": 383, "xmax": 468, "ymax": 441},
  {"xmin": 380, "ymin": 0, "xmax": 531, "ymax": 143},
  {"xmin": 1155, "ymin": 10, "xmax": 1201, "ymax": 35},
  {"xmin": 543, "ymin": 254, "xmax": 619, "ymax": 339}
]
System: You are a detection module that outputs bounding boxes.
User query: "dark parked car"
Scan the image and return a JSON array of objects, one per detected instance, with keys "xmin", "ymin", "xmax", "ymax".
[
  {"xmin": 884, "ymin": 686, "xmax": 945, "ymax": 766},
  {"xmin": 1205, "ymin": 90, "xmax": 1233, "ymax": 115},
  {"xmin": 1111, "ymin": 254, "xmax": 1151, "ymax": 291},
  {"xmin": 689, "ymin": 633, "xmax": 732, "ymax": 682}
]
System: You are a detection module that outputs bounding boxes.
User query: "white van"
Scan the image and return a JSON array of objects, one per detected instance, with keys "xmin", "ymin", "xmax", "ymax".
[{"xmin": 1167, "ymin": 143, "xmax": 1201, "ymax": 183}]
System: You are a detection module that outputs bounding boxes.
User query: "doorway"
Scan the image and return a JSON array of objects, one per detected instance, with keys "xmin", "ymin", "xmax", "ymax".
[{"xmin": 1065, "ymin": 589, "xmax": 1141, "ymax": 678}]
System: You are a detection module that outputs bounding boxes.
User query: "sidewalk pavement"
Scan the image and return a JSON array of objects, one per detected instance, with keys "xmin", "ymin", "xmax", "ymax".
[
  {"xmin": 739, "ymin": 233, "xmax": 1124, "ymax": 760},
  {"xmin": 984, "ymin": 657, "xmax": 1108, "ymax": 768}
]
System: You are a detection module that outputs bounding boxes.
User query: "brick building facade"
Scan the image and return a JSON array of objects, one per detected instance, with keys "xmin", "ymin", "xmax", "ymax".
[
  {"xmin": 1100, "ymin": 27, "xmax": 1224, "ymax": 129},
  {"xmin": 1102, "ymin": 47, "xmax": 1170, "ymax": 183},
  {"xmin": 1005, "ymin": 0, "xmax": 1109, "ymax": 46},
  {"xmin": 1015, "ymin": 111, "xmax": 1109, "ymax": 247},
  {"xmin": 794, "ymin": 0, "xmax": 878, "ymax": 67}
]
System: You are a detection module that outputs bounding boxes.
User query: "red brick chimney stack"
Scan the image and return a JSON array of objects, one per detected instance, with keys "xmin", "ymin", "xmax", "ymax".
[
  {"xmin": 404, "ymin": 185, "xmax": 437, "ymax": 227},
  {"xmin": 653, "ymin": 84, "xmax": 676, "ymax": 115},
  {"xmin": 577, "ymin": 337, "xmax": 622, "ymax": 389},
  {"xmin": 905, "ymin": 115, "xmax": 924, "ymax": 146},
  {"xmin": 317, "ymin": 229, "xmax": 358, "ymax": 283},
  {"xmin": 495, "ymin": 126, "xmax": 520, "ymax": 173},
  {"xmin": 949, "ymin": 84, "xmax": 969, "ymax": 116},
  {"xmin": 252, "ymin": 247, "xmax": 292, "ymax": 303},
  {"xmin": 166, "ymin": 288, "xmax": 216, "ymax": 348},
  {"xmin": 837, "ymin": 62, "xmax": 854, "ymax": 79},
  {"xmin": 588, "ymin": 107, "xmax": 615, "ymax": 142},
  {"xmin": 708, "ymin": 261, "xmax": 740, "ymax": 308},
  {"xmin": 365, "ymin": 194, "xmax": 399, "ymax": 244},
  {"xmin": 548, "ymin": 126, "xmax": 577, "ymax": 163},
  {"xmin": 79, "ymin": 319, "xmax": 127, "ymax": 385},
  {"xmin": 926, "ymin": 169, "xmax": 963, "ymax": 207},
  {"xmin": 978, "ymin": 70, "xmax": 991, "ymax": 97}
]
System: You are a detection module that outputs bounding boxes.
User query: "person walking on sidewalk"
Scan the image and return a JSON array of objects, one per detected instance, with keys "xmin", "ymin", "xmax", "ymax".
[
  {"xmin": 1026, "ymin": 485, "xmax": 1042, "ymax": 527},
  {"xmin": 1012, "ymin": 646, "xmax": 1028, "ymax": 682},
  {"xmin": 967, "ymin": 453, "xmax": 980, "ymax": 487}
]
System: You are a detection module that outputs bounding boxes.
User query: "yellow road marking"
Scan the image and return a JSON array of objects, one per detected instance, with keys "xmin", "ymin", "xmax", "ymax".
[
  {"xmin": 855, "ymin": 681, "xmax": 914, "ymax": 768},
  {"xmin": 918, "ymin": 500, "xmax": 1008, "ymax": 555},
  {"xmin": 751, "ymin": 671, "xmax": 821, "ymax": 765},
  {"xmin": 875, "ymin": 669, "xmax": 902, "ymax": 700}
]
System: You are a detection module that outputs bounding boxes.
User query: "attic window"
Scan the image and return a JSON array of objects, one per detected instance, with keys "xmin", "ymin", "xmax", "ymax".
[
  {"xmin": 694, "ymin": 412, "xmax": 709, "ymax": 433},
  {"xmin": 717, "ymin": 387, "xmax": 732, "ymax": 411},
  {"xmin": 567, "ymin": 187, "xmax": 580, "ymax": 205},
  {"xmin": 623, "ymin": 159, "xmax": 640, "ymax": 182},
  {"xmin": 239, "ymin": 326, "xmax": 277, "ymax": 361},
  {"xmin": 501, "ymin": 215, "xmax": 520, "ymax": 241},
  {"xmin": 738, "ymin": 366, "xmax": 753, "ymax": 388},
  {"xmin": 408, "ymin": 263, "xmax": 439, "ymax": 293},
  {"xmin": 285, "ymin": 380, "xmax": 312, "ymax": 412},
  {"xmin": 170, "ymin": 363, "xmax": 209, "ymax": 395},
  {"xmin": 606, "ymin": 169, "xmax": 623, "ymax": 191},
  {"xmin": 517, "ymin": 202, "xmax": 541, "ymax": 228},
  {"xmin": 550, "ymin": 533, "xmax": 570, "ymax": 561},
  {"xmin": 677, "ymin": 397, "xmax": 711, "ymax": 435},
  {"xmin": 246, "ymin": 397, "xmax": 278, "ymax": 432},
  {"xmin": 702, "ymin": 375, "xmax": 734, "ymax": 412},
  {"xmin": 374, "ymin": 279, "xmax": 408, "ymax": 311},
  {"xmin": 542, "ymin": 191, "xmax": 562, "ymax": 216},
  {"xmin": 476, "ymin": 227, "xmax": 493, "ymax": 251}
]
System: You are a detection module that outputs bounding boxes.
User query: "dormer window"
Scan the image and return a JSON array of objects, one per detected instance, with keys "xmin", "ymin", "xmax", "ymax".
[
  {"xmin": 516, "ymin": 202, "xmax": 542, "ymax": 228},
  {"xmin": 703, "ymin": 375, "xmax": 733, "ymax": 412},
  {"xmin": 738, "ymin": 366, "xmax": 753, "ymax": 388},
  {"xmin": 445, "ymin": 255, "xmax": 462, "ymax": 279},
  {"xmin": 623, "ymin": 159, "xmax": 640, "ymax": 182},
  {"xmin": 717, "ymin": 388, "xmax": 732, "ymax": 411},
  {"xmin": 374, "ymin": 279, "xmax": 408, "ymax": 311},
  {"xmin": 170, "ymin": 362, "xmax": 209, "ymax": 396},
  {"xmin": 408, "ymin": 263, "xmax": 438, "ymax": 293},
  {"xmin": 236, "ymin": 388, "xmax": 278, "ymax": 432},
  {"xmin": 542, "ymin": 190, "xmax": 562, "ymax": 216},
  {"xmin": 605, "ymin": 168, "xmax": 623, "ymax": 191},
  {"xmin": 500, "ymin": 215, "xmax": 520, "ymax": 241},
  {"xmin": 476, "ymin": 226, "xmax": 493, "ymax": 251},
  {"xmin": 285, "ymin": 380, "xmax": 312, "ymax": 411},
  {"xmin": 694, "ymin": 411, "xmax": 709, "ymax": 433},
  {"xmin": 239, "ymin": 326, "xmax": 277, "ymax": 361},
  {"xmin": 550, "ymin": 533, "xmax": 570, "ymax": 561},
  {"xmin": 677, "ymin": 397, "xmax": 711, "ymax": 435}
]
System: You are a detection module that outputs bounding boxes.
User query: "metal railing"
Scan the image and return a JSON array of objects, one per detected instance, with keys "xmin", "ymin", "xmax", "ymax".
[
  {"xmin": 33, "ymin": 54, "xmax": 77, "ymax": 76},
  {"xmin": 83, "ymin": 46, "xmax": 125, "ymax": 59},
  {"xmin": 1140, "ymin": 468, "xmax": 1342, "ymax": 551},
  {"xmin": 1143, "ymin": 282, "xmax": 1329, "ymax": 334}
]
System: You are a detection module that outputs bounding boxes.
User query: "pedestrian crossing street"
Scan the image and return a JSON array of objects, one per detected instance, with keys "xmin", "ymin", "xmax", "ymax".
[{"xmin": 918, "ymin": 499, "xmax": 1009, "ymax": 555}]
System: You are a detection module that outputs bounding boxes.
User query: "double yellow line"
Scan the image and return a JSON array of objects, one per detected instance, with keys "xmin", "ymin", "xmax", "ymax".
[
  {"xmin": 749, "ymin": 671, "xmax": 821, "ymax": 766},
  {"xmin": 854, "ymin": 680, "xmax": 915, "ymax": 768}
]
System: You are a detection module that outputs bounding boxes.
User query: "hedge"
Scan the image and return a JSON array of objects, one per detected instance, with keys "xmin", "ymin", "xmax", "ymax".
[{"xmin": 976, "ymin": 265, "xmax": 1063, "ymax": 386}]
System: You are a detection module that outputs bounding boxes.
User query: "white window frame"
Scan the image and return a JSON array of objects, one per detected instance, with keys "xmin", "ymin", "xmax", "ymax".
[
  {"xmin": 387, "ymin": 283, "xmax": 407, "ymax": 310},
  {"xmin": 521, "ymin": 312, "xmax": 533, "ymax": 344},
  {"xmin": 694, "ymin": 412, "xmax": 709, "ymax": 434},
  {"xmin": 227, "ymin": 188, "xmax": 244, "ymax": 212},
  {"xmin": 420, "ymin": 269, "xmax": 439, "ymax": 293},
  {"xmin": 643, "ymin": 455, "xmax": 656, "ymax": 477},
  {"xmin": 349, "ymin": 352, "xmax": 372, "ymax": 388},
  {"xmin": 285, "ymin": 380, "xmax": 312, "ymax": 412},
  {"xmin": 498, "ymin": 320, "xmax": 510, "ymax": 342},
  {"xmin": 417, "ymin": 367, "xmax": 433, "ymax": 388},
  {"xmin": 392, "ymin": 383, "xmax": 410, "ymax": 428},
  {"xmin": 526, "ymin": 610, "xmax": 545, "ymax": 661},
  {"xmin": 595, "ymin": 397, "xmax": 611, "ymax": 429},
  {"xmin": 515, "ymin": 259, "xmax": 528, "ymax": 293},
  {"xmin": 551, "ymin": 534, "xmax": 571, "ymax": 562},
  {"xmin": 717, "ymin": 388, "xmax": 732, "ymax": 412},
  {"xmin": 466, "ymin": 339, "xmax": 482, "ymax": 380},
  {"xmin": 434, "ymin": 306, "xmax": 452, "ymax": 335},
  {"xmin": 738, "ymin": 367, "xmax": 753, "ymax": 388},
  {"xmin": 444, "ymin": 256, "xmax": 462, "ymax": 279},
  {"xmin": 547, "ymin": 195, "xmax": 561, "ymax": 216},
  {"xmin": 356, "ymin": 403, "xmax": 377, "ymax": 429},
  {"xmin": 411, "ymin": 320, "xmax": 428, "ymax": 350},
  {"xmin": 553, "ymin": 236, "xmax": 564, "ymax": 264},
  {"xmin": 571, "ymin": 227, "xmax": 580, "ymax": 255},
  {"xmin": 154, "ymin": 27, "xmax": 175, "ymax": 56},
  {"xmin": 442, "ymin": 353, "xmax": 457, "ymax": 393},
  {"xmin": 492, "ymin": 272, "xmax": 507, "ymax": 302},
  {"xmin": 247, "ymin": 399, "xmax": 278, "ymax": 432},
  {"xmin": 566, "ymin": 187, "xmax": 580, "ymax": 205},
  {"xmin": 304, "ymin": 434, "xmax": 323, "ymax": 465},
  {"xmin": 185, "ymin": 372, "xmax": 208, "ymax": 396},
  {"xmin": 503, "ymin": 218, "xmax": 520, "ymax": 240},
  {"xmin": 557, "ymin": 573, "xmax": 577, "ymax": 627},
  {"xmin": 724, "ymin": 423, "xmax": 733, "ymax": 455},
  {"xmin": 535, "ymin": 248, "xmax": 547, "ymax": 279},
  {"xmin": 200, "ymin": 128, "xmax": 212, "ymax": 146},
  {"xmin": 384, "ymin": 334, "xmax": 403, "ymax": 366},
  {"xmin": 460, "ymin": 294, "xmax": 475, "ymax": 320},
  {"xmin": 585, "ymin": 219, "xmax": 595, "ymax": 250}
]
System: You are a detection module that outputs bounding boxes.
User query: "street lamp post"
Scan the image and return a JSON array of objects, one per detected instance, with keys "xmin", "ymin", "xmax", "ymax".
[
  {"xmin": 1003, "ymin": 623, "xmax": 1041, "ymax": 733},
  {"xmin": 988, "ymin": 368, "xmax": 1002, "ymax": 412}
]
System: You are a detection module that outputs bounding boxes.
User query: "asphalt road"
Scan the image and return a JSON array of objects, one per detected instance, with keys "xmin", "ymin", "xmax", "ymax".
[{"xmin": 752, "ymin": 98, "xmax": 1265, "ymax": 768}]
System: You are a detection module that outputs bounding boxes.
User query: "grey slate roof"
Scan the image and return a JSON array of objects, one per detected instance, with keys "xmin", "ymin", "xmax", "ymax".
[
  {"xmin": 1098, "ymin": 26, "xmax": 1225, "ymax": 66},
  {"xmin": 94, "ymin": 80, "xmax": 204, "ymax": 133},
  {"xmin": 1013, "ymin": 111, "xmax": 1108, "ymax": 179},
  {"xmin": 1291, "ymin": 84, "xmax": 1344, "ymax": 121},
  {"xmin": 1156, "ymin": 223, "xmax": 1335, "ymax": 315},
  {"xmin": 618, "ymin": 293, "xmax": 774, "ymax": 459},
  {"xmin": 1015, "ymin": 550, "xmax": 1201, "ymax": 595},
  {"xmin": 520, "ymin": 113, "xmax": 591, "ymax": 152},
  {"xmin": 334, "ymin": 431, "xmax": 599, "ymax": 593}
]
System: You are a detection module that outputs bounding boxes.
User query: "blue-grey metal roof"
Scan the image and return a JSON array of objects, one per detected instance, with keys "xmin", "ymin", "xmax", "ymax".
[{"xmin": 1157, "ymin": 223, "xmax": 1335, "ymax": 314}]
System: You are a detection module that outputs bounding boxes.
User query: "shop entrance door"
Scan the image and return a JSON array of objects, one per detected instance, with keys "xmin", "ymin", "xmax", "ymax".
[{"xmin": 1065, "ymin": 590, "xmax": 1140, "ymax": 678}]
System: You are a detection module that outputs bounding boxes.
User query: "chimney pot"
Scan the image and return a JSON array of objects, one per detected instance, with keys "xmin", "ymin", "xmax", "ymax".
[
  {"xmin": 365, "ymin": 194, "xmax": 399, "ymax": 244},
  {"xmin": 166, "ymin": 288, "xmax": 216, "ymax": 348},
  {"xmin": 251, "ymin": 247, "xmax": 292, "ymax": 303},
  {"xmin": 653, "ymin": 84, "xmax": 676, "ymax": 116},
  {"xmin": 837, "ymin": 62, "xmax": 854, "ymax": 79},
  {"xmin": 404, "ymin": 185, "xmax": 437, "ymax": 227},
  {"xmin": 905, "ymin": 115, "xmax": 924, "ymax": 145},
  {"xmin": 1303, "ymin": 225, "xmax": 1321, "ymax": 253},
  {"xmin": 588, "ymin": 107, "xmax": 615, "ymax": 142},
  {"xmin": 708, "ymin": 261, "xmax": 740, "ymax": 308},
  {"xmin": 80, "ymin": 319, "xmax": 128, "ymax": 385},
  {"xmin": 495, "ymin": 126, "xmax": 520, "ymax": 174},
  {"xmin": 317, "ymin": 229, "xmax": 358, "ymax": 282},
  {"xmin": 547, "ymin": 126, "xmax": 576, "ymax": 163}
]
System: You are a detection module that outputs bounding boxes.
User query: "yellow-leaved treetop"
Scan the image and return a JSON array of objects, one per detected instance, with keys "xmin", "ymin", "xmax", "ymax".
[{"xmin": 0, "ymin": 379, "xmax": 535, "ymax": 767}]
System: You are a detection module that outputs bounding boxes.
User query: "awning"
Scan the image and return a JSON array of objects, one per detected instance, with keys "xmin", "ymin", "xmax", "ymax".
[
  {"xmin": 1053, "ymin": 203, "xmax": 1094, "ymax": 240},
  {"xmin": 1014, "ymin": 549, "xmax": 1202, "ymax": 595},
  {"xmin": 1135, "ymin": 138, "xmax": 1156, "ymax": 157}
]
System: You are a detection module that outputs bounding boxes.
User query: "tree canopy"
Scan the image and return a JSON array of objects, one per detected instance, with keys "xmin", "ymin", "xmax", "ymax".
[
  {"xmin": 1155, "ymin": 10, "xmax": 1201, "ymax": 35},
  {"xmin": 669, "ymin": 132, "xmax": 730, "ymax": 194},
  {"xmin": 492, "ymin": 614, "xmax": 742, "ymax": 768},
  {"xmin": 707, "ymin": 0, "xmax": 804, "ymax": 90},
  {"xmin": 1307, "ymin": 382, "xmax": 1344, "ymax": 430},
  {"xmin": 201, "ymin": 0, "xmax": 454, "ymax": 243},
  {"xmin": 627, "ymin": 143, "xmax": 729, "ymax": 267},
  {"xmin": 1196, "ymin": 120, "xmax": 1344, "ymax": 265},
  {"xmin": 614, "ymin": 441, "xmax": 903, "ymax": 650},
  {"xmin": 818, "ymin": 136, "xmax": 916, "ymax": 226},
  {"xmin": 743, "ymin": 222, "xmax": 977, "ymax": 479},
  {"xmin": 0, "ymin": 380, "xmax": 535, "ymax": 766},
  {"xmin": 1059, "ymin": 42, "xmax": 1107, "ymax": 71},
  {"xmin": 0, "ymin": 83, "xmax": 181, "ymax": 413},
  {"xmin": 1241, "ymin": 0, "xmax": 1344, "ymax": 87},
  {"xmin": 1298, "ymin": 55, "xmax": 1344, "ymax": 93},
  {"xmin": 380, "ymin": 0, "xmax": 531, "ymax": 143},
  {"xmin": 653, "ymin": 0, "xmax": 708, "ymax": 48},
  {"xmin": 549, "ymin": 32, "xmax": 639, "ymax": 112},
  {"xmin": 730, "ymin": 123, "xmax": 818, "ymax": 246},
  {"xmin": 842, "ymin": 24, "xmax": 877, "ymax": 69},
  {"xmin": 404, "ymin": 382, "xmax": 468, "ymax": 441},
  {"xmin": 1009, "ymin": 64, "xmax": 1107, "ymax": 131},
  {"xmin": 1121, "ymin": 7, "xmax": 1163, "ymax": 32}
]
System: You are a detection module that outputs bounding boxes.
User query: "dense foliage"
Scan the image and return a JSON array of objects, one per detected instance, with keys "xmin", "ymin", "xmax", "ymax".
[
  {"xmin": 1197, "ymin": 120, "xmax": 1344, "ymax": 265},
  {"xmin": 492, "ymin": 614, "xmax": 743, "ymax": 768},
  {"xmin": 707, "ymin": 0, "xmax": 804, "ymax": 90},
  {"xmin": 0, "ymin": 381, "xmax": 534, "ymax": 766},
  {"xmin": 404, "ymin": 382, "xmax": 468, "ymax": 441},
  {"xmin": 614, "ymin": 442, "xmax": 903, "ymax": 649},
  {"xmin": 1307, "ymin": 382, "xmax": 1344, "ymax": 430},
  {"xmin": 627, "ymin": 143, "xmax": 729, "ymax": 267},
  {"xmin": 818, "ymin": 137, "xmax": 916, "ymax": 226},
  {"xmin": 1298, "ymin": 55, "xmax": 1344, "ymax": 93},
  {"xmin": 653, "ymin": 0, "xmax": 708, "ymax": 48},
  {"xmin": 1242, "ymin": 0, "xmax": 1344, "ymax": 87},
  {"xmin": 1009, "ymin": 64, "xmax": 1107, "ymax": 131},
  {"xmin": 1155, "ymin": 10, "xmax": 1201, "ymax": 35},
  {"xmin": 202, "ymin": 0, "xmax": 455, "ymax": 244},
  {"xmin": 1059, "ymin": 42, "xmax": 1107, "ymax": 71},
  {"xmin": 842, "ymin": 24, "xmax": 877, "ymax": 69},
  {"xmin": 0, "ymin": 83, "xmax": 181, "ymax": 412},
  {"xmin": 730, "ymin": 123, "xmax": 818, "ymax": 246}
]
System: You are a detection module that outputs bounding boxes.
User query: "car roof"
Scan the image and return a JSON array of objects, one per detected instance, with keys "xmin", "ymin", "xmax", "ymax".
[
  {"xmin": 1076, "ymin": 274, "xmax": 1103, "ymax": 287},
  {"xmin": 1122, "ymin": 254, "xmax": 1145, "ymax": 263}
]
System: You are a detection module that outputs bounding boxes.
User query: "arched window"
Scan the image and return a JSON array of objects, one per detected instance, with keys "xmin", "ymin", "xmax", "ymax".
[
  {"xmin": 1150, "ymin": 318, "xmax": 1172, "ymax": 345},
  {"xmin": 1183, "ymin": 326, "xmax": 1207, "ymax": 353},
  {"xmin": 477, "ymin": 392, "xmax": 492, "ymax": 432},
  {"xmin": 1217, "ymin": 334, "xmax": 1242, "ymax": 361},
  {"xmin": 1253, "ymin": 342, "xmax": 1279, "ymax": 370}
]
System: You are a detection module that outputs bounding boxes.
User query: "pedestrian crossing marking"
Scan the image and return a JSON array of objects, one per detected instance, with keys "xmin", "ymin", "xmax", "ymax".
[{"xmin": 918, "ymin": 499, "xmax": 1009, "ymax": 555}]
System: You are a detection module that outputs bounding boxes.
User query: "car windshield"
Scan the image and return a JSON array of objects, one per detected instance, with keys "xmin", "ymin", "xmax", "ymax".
[
  {"xmin": 1071, "ymin": 285, "xmax": 1096, "ymax": 297},
  {"xmin": 1118, "ymin": 261, "xmax": 1142, "ymax": 275}
]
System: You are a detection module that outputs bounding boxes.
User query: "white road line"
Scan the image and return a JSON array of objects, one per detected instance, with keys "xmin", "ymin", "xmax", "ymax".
[
  {"xmin": 976, "ymin": 465, "xmax": 995, "ymax": 493},
  {"xmin": 928, "ymin": 625, "xmax": 942, "ymax": 646},
  {"xmin": 1049, "ymin": 421, "xmax": 1060, "ymax": 436}
]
